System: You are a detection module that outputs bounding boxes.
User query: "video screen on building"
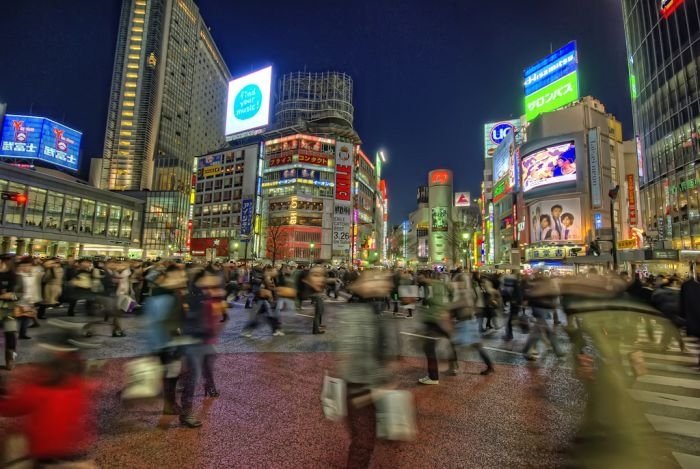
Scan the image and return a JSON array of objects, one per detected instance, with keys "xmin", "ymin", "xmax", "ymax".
[
  {"xmin": 521, "ymin": 141, "xmax": 576, "ymax": 192},
  {"xmin": 0, "ymin": 114, "xmax": 82, "ymax": 171},
  {"xmin": 225, "ymin": 66, "xmax": 272, "ymax": 138},
  {"xmin": 529, "ymin": 197, "xmax": 582, "ymax": 242}
]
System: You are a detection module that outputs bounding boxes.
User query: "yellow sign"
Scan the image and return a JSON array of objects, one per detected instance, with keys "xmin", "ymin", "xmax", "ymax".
[
  {"xmin": 617, "ymin": 238, "xmax": 637, "ymax": 250},
  {"xmin": 525, "ymin": 245, "xmax": 585, "ymax": 261},
  {"xmin": 203, "ymin": 165, "xmax": 222, "ymax": 177}
]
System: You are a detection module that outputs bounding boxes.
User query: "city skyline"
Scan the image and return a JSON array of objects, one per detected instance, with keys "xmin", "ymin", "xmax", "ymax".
[{"xmin": 0, "ymin": 0, "xmax": 632, "ymax": 224}]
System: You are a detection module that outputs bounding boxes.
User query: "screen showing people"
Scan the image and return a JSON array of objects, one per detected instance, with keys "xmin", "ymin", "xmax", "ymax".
[
  {"xmin": 521, "ymin": 141, "xmax": 576, "ymax": 192},
  {"xmin": 530, "ymin": 198, "xmax": 582, "ymax": 242}
]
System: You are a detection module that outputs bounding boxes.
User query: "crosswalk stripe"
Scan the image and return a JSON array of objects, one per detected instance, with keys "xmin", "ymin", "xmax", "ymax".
[
  {"xmin": 629, "ymin": 389, "xmax": 700, "ymax": 410},
  {"xmin": 645, "ymin": 414, "xmax": 700, "ymax": 439},
  {"xmin": 637, "ymin": 375, "xmax": 700, "ymax": 390},
  {"xmin": 673, "ymin": 451, "xmax": 700, "ymax": 469},
  {"xmin": 640, "ymin": 353, "xmax": 699, "ymax": 364},
  {"xmin": 640, "ymin": 362, "xmax": 700, "ymax": 375}
]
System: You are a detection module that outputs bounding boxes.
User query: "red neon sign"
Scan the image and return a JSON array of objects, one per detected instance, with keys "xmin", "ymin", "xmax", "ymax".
[
  {"xmin": 430, "ymin": 170, "xmax": 450, "ymax": 185},
  {"xmin": 661, "ymin": 0, "xmax": 685, "ymax": 18}
]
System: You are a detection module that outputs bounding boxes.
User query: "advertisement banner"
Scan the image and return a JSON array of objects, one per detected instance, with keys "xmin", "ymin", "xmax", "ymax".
[
  {"xmin": 298, "ymin": 153, "xmax": 329, "ymax": 166},
  {"xmin": 627, "ymin": 174, "xmax": 637, "ymax": 226},
  {"xmin": 190, "ymin": 238, "xmax": 229, "ymax": 257},
  {"xmin": 524, "ymin": 41, "xmax": 578, "ymax": 96},
  {"xmin": 1, "ymin": 115, "xmax": 82, "ymax": 171},
  {"xmin": 529, "ymin": 198, "xmax": 582, "ymax": 243},
  {"xmin": 39, "ymin": 119, "xmax": 81, "ymax": 171},
  {"xmin": 588, "ymin": 128, "xmax": 602, "ymax": 208},
  {"xmin": 198, "ymin": 153, "xmax": 223, "ymax": 177},
  {"xmin": 522, "ymin": 141, "xmax": 577, "ymax": 192},
  {"xmin": 483, "ymin": 120, "xmax": 519, "ymax": 159},
  {"xmin": 240, "ymin": 199, "xmax": 254, "ymax": 236},
  {"xmin": 332, "ymin": 141, "xmax": 354, "ymax": 255},
  {"xmin": 431, "ymin": 207, "xmax": 449, "ymax": 232},
  {"xmin": 454, "ymin": 192, "xmax": 470, "ymax": 207},
  {"xmin": 225, "ymin": 66, "xmax": 272, "ymax": 137},
  {"xmin": 524, "ymin": 71, "xmax": 579, "ymax": 121},
  {"xmin": 0, "ymin": 115, "xmax": 42, "ymax": 158},
  {"xmin": 268, "ymin": 155, "xmax": 293, "ymax": 167}
]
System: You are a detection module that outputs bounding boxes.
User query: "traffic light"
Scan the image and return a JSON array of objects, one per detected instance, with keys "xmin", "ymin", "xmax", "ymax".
[{"xmin": 1, "ymin": 191, "xmax": 27, "ymax": 205}]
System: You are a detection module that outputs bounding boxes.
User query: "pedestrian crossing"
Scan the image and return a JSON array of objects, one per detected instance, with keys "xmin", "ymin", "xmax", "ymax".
[{"xmin": 626, "ymin": 325, "xmax": 700, "ymax": 468}]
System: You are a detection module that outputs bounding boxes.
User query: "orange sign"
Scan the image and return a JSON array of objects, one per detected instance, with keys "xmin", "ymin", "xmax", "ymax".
[
  {"xmin": 298, "ymin": 153, "xmax": 329, "ymax": 166},
  {"xmin": 627, "ymin": 174, "xmax": 637, "ymax": 226},
  {"xmin": 430, "ymin": 170, "xmax": 451, "ymax": 185},
  {"xmin": 268, "ymin": 155, "xmax": 293, "ymax": 167}
]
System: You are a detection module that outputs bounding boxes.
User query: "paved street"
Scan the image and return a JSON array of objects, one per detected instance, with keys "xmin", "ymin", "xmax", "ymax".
[{"xmin": 0, "ymin": 299, "xmax": 697, "ymax": 467}]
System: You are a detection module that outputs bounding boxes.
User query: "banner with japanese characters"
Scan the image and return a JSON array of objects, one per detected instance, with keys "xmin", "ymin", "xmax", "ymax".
[
  {"xmin": 0, "ymin": 114, "xmax": 81, "ymax": 171},
  {"xmin": 240, "ymin": 199, "xmax": 254, "ymax": 236},
  {"xmin": 332, "ymin": 141, "xmax": 354, "ymax": 257}
]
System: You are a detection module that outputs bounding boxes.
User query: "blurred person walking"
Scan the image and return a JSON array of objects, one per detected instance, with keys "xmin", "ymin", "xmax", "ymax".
[
  {"xmin": 241, "ymin": 265, "xmax": 280, "ymax": 337},
  {"xmin": 522, "ymin": 276, "xmax": 565, "ymax": 361},
  {"xmin": 0, "ymin": 255, "xmax": 19, "ymax": 370},
  {"xmin": 38, "ymin": 258, "xmax": 63, "ymax": 319},
  {"xmin": 651, "ymin": 276, "xmax": 686, "ymax": 352},
  {"xmin": 15, "ymin": 258, "xmax": 41, "ymax": 339},
  {"xmin": 417, "ymin": 273, "xmax": 459, "ymax": 384},
  {"xmin": 335, "ymin": 271, "xmax": 395, "ymax": 468},
  {"xmin": 681, "ymin": 267, "xmax": 700, "ymax": 368},
  {"xmin": 144, "ymin": 265, "xmax": 187, "ymax": 417},
  {"xmin": 178, "ymin": 273, "xmax": 227, "ymax": 428},
  {"xmin": 306, "ymin": 267, "xmax": 327, "ymax": 334}
]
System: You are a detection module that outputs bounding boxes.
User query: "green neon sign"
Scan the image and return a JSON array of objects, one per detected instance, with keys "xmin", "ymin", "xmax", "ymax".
[
  {"xmin": 524, "ymin": 71, "xmax": 579, "ymax": 121},
  {"xmin": 492, "ymin": 177, "xmax": 507, "ymax": 201},
  {"xmin": 629, "ymin": 73, "xmax": 638, "ymax": 100}
]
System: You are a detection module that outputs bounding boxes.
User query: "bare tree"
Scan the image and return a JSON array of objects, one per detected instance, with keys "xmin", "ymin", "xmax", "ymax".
[{"xmin": 265, "ymin": 218, "xmax": 290, "ymax": 266}]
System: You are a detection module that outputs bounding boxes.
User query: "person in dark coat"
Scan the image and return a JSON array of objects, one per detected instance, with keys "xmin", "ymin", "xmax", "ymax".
[{"xmin": 680, "ymin": 269, "xmax": 700, "ymax": 367}]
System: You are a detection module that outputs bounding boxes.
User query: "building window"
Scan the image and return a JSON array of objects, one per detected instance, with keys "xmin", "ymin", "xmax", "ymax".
[
  {"xmin": 80, "ymin": 199, "xmax": 95, "ymax": 234},
  {"xmin": 3, "ymin": 183, "xmax": 26, "ymax": 225},
  {"xmin": 45, "ymin": 192, "xmax": 64, "ymax": 230},
  {"xmin": 25, "ymin": 187, "xmax": 46, "ymax": 227},
  {"xmin": 95, "ymin": 203, "xmax": 108, "ymax": 236},
  {"xmin": 63, "ymin": 196, "xmax": 80, "ymax": 232},
  {"xmin": 121, "ymin": 209, "xmax": 133, "ymax": 239}
]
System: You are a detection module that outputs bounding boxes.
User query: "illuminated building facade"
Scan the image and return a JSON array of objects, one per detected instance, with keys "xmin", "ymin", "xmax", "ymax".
[
  {"xmin": 101, "ymin": 0, "xmax": 230, "ymax": 256},
  {"xmin": 621, "ymin": 0, "xmax": 700, "ymax": 258}
]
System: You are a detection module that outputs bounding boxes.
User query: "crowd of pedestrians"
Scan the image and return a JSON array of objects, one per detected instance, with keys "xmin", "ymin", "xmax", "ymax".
[{"xmin": 0, "ymin": 253, "xmax": 699, "ymax": 467}]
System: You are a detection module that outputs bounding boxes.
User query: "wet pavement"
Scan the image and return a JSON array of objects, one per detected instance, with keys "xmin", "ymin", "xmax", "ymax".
[{"xmin": 3, "ymin": 298, "xmax": 682, "ymax": 468}]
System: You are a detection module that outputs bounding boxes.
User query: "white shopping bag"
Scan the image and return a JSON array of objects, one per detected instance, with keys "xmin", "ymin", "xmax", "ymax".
[
  {"xmin": 320, "ymin": 373, "xmax": 346, "ymax": 421},
  {"xmin": 121, "ymin": 356, "xmax": 163, "ymax": 400},
  {"xmin": 375, "ymin": 390, "xmax": 417, "ymax": 441}
]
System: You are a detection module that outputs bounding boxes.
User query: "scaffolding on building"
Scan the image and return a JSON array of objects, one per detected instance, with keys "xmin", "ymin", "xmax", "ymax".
[{"xmin": 276, "ymin": 72, "xmax": 354, "ymax": 128}]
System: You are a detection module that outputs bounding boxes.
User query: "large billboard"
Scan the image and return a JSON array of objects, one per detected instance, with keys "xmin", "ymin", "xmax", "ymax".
[
  {"xmin": 431, "ymin": 207, "xmax": 448, "ymax": 232},
  {"xmin": 524, "ymin": 72, "xmax": 579, "ymax": 121},
  {"xmin": 524, "ymin": 42, "xmax": 579, "ymax": 121},
  {"xmin": 521, "ymin": 141, "xmax": 577, "ymax": 193},
  {"xmin": 529, "ymin": 198, "xmax": 582, "ymax": 243},
  {"xmin": 332, "ymin": 142, "xmax": 354, "ymax": 256},
  {"xmin": 225, "ymin": 66, "xmax": 272, "ymax": 137},
  {"xmin": 454, "ymin": 192, "xmax": 470, "ymax": 207},
  {"xmin": 484, "ymin": 119, "xmax": 519, "ymax": 159},
  {"xmin": 0, "ymin": 115, "xmax": 82, "ymax": 171},
  {"xmin": 198, "ymin": 153, "xmax": 223, "ymax": 178},
  {"xmin": 492, "ymin": 131, "xmax": 516, "ymax": 183}
]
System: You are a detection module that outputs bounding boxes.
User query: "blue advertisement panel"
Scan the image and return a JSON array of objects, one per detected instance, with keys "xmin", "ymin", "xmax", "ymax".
[
  {"xmin": 0, "ymin": 115, "xmax": 82, "ymax": 171},
  {"xmin": 0, "ymin": 115, "xmax": 43, "ymax": 158},
  {"xmin": 39, "ymin": 119, "xmax": 81, "ymax": 171},
  {"xmin": 524, "ymin": 41, "xmax": 578, "ymax": 96},
  {"xmin": 240, "ymin": 199, "xmax": 254, "ymax": 236}
]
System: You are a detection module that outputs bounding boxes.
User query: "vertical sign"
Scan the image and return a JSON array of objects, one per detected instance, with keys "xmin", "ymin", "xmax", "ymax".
[
  {"xmin": 588, "ymin": 128, "xmax": 602, "ymax": 208},
  {"xmin": 333, "ymin": 142, "xmax": 354, "ymax": 256},
  {"xmin": 240, "ymin": 199, "xmax": 254, "ymax": 236},
  {"xmin": 627, "ymin": 174, "xmax": 637, "ymax": 227}
]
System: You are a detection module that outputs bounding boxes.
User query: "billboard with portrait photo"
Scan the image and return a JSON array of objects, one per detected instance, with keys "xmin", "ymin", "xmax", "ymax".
[
  {"xmin": 521, "ymin": 141, "xmax": 576, "ymax": 193},
  {"xmin": 529, "ymin": 198, "xmax": 582, "ymax": 243}
]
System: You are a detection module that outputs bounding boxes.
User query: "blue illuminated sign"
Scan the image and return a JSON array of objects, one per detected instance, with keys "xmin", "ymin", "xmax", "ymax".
[
  {"xmin": 0, "ymin": 114, "xmax": 82, "ymax": 171},
  {"xmin": 524, "ymin": 41, "xmax": 578, "ymax": 96},
  {"xmin": 0, "ymin": 115, "xmax": 43, "ymax": 158},
  {"xmin": 240, "ymin": 199, "xmax": 254, "ymax": 236},
  {"xmin": 490, "ymin": 122, "xmax": 515, "ymax": 146},
  {"xmin": 594, "ymin": 212, "xmax": 603, "ymax": 230},
  {"xmin": 39, "ymin": 119, "xmax": 81, "ymax": 171}
]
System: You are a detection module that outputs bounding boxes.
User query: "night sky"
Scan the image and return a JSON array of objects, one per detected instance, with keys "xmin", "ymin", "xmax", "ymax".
[{"xmin": 0, "ymin": 0, "xmax": 632, "ymax": 225}]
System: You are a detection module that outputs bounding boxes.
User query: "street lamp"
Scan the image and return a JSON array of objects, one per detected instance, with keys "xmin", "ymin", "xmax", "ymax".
[
  {"xmin": 462, "ymin": 232, "xmax": 471, "ymax": 271},
  {"xmin": 309, "ymin": 242, "xmax": 315, "ymax": 265}
]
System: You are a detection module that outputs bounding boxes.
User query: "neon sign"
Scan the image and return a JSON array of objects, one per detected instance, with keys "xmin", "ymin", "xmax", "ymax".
[{"xmin": 661, "ymin": 0, "xmax": 685, "ymax": 18}]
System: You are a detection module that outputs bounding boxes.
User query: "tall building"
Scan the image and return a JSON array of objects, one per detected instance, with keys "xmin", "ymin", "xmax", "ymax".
[
  {"xmin": 101, "ymin": 0, "xmax": 230, "ymax": 257},
  {"xmin": 259, "ymin": 71, "xmax": 369, "ymax": 265},
  {"xmin": 621, "ymin": 0, "xmax": 700, "ymax": 262}
]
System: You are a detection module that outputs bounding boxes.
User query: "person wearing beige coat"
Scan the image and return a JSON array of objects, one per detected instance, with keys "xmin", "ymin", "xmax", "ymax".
[{"xmin": 38, "ymin": 259, "xmax": 63, "ymax": 319}]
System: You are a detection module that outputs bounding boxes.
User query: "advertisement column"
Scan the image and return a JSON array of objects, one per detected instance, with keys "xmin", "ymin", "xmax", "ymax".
[{"xmin": 332, "ymin": 142, "xmax": 354, "ymax": 260}]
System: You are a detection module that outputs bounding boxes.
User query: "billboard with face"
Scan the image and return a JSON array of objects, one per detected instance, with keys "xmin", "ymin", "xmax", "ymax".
[
  {"xmin": 529, "ymin": 198, "xmax": 582, "ymax": 243},
  {"xmin": 521, "ymin": 141, "xmax": 576, "ymax": 193}
]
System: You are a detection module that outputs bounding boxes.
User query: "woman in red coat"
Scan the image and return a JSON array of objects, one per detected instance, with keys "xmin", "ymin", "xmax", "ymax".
[{"xmin": 0, "ymin": 351, "xmax": 98, "ymax": 466}]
